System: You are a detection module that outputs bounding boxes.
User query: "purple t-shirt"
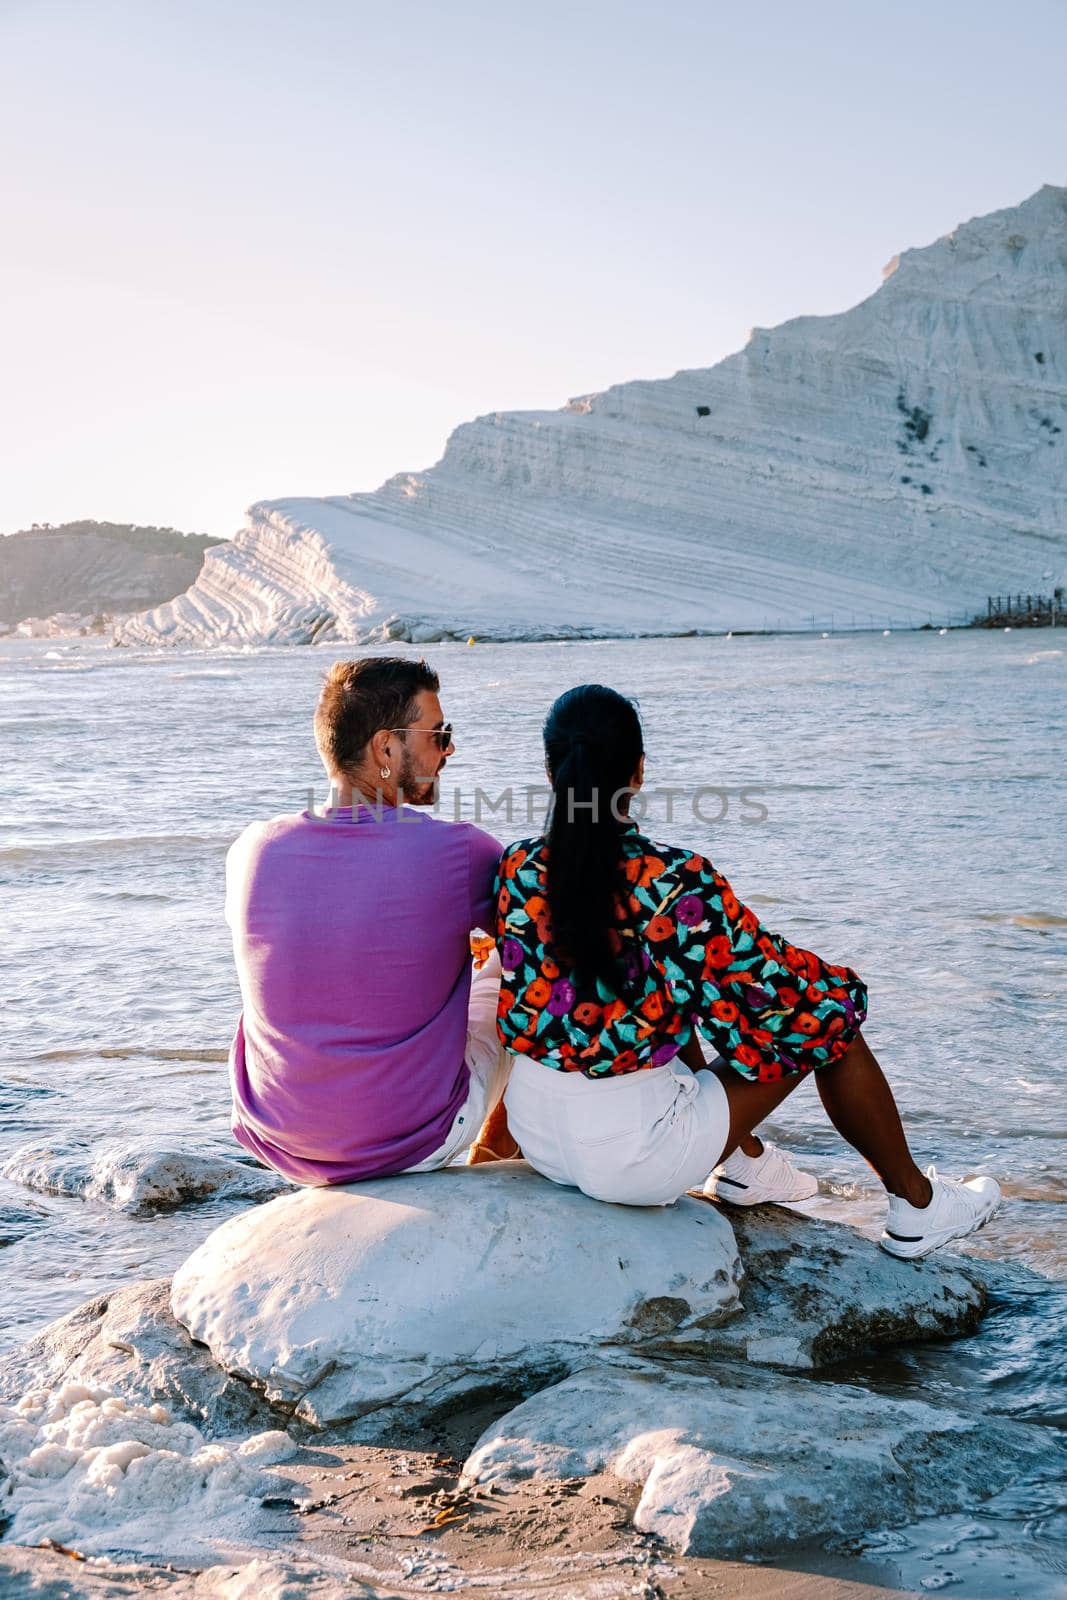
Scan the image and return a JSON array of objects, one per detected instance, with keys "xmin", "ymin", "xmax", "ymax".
[{"xmin": 225, "ymin": 804, "xmax": 501, "ymax": 1184}]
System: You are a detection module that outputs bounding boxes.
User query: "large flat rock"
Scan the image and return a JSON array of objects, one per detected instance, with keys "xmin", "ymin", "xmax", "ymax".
[
  {"xmin": 10, "ymin": 1164, "xmax": 993, "ymax": 1455},
  {"xmin": 170, "ymin": 1164, "xmax": 741, "ymax": 1426},
  {"xmin": 0, "ymin": 1166, "xmax": 1032, "ymax": 1582},
  {"xmin": 169, "ymin": 1165, "xmax": 996, "ymax": 1429},
  {"xmin": 462, "ymin": 1359, "xmax": 1064, "ymax": 1558}
]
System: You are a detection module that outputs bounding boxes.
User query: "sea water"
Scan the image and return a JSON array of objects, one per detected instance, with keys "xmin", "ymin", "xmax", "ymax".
[{"xmin": 0, "ymin": 629, "xmax": 1064, "ymax": 1591}]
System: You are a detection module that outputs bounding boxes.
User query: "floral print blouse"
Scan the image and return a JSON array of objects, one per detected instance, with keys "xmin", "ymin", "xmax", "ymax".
[{"xmin": 494, "ymin": 824, "xmax": 867, "ymax": 1082}]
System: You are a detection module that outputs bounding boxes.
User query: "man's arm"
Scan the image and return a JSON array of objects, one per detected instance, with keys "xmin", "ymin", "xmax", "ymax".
[
  {"xmin": 667, "ymin": 851, "xmax": 868, "ymax": 1081},
  {"xmin": 467, "ymin": 825, "xmax": 504, "ymax": 932}
]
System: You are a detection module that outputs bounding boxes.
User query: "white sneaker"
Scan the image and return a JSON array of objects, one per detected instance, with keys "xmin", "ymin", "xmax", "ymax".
[
  {"xmin": 880, "ymin": 1165, "xmax": 1001, "ymax": 1259},
  {"xmin": 703, "ymin": 1141, "xmax": 819, "ymax": 1206}
]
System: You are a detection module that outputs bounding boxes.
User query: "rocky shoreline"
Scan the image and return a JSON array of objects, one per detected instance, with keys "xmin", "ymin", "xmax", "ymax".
[{"xmin": 0, "ymin": 1163, "xmax": 1062, "ymax": 1597}]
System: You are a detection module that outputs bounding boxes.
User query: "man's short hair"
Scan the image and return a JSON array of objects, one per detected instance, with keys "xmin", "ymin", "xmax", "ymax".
[{"xmin": 314, "ymin": 657, "xmax": 440, "ymax": 776}]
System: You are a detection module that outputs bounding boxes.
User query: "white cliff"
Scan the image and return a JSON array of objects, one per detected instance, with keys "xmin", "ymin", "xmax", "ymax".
[{"xmin": 119, "ymin": 185, "xmax": 1067, "ymax": 646}]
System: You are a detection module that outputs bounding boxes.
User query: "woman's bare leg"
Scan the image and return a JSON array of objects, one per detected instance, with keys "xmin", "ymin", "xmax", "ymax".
[
  {"xmin": 813, "ymin": 1030, "xmax": 931, "ymax": 1206},
  {"xmin": 712, "ymin": 1065, "xmax": 811, "ymax": 1163},
  {"xmin": 679, "ymin": 1032, "xmax": 764, "ymax": 1157},
  {"xmin": 713, "ymin": 1030, "xmax": 932, "ymax": 1207}
]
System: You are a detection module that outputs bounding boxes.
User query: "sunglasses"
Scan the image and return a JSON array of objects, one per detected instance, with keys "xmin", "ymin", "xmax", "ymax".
[{"xmin": 385, "ymin": 723, "xmax": 454, "ymax": 752}]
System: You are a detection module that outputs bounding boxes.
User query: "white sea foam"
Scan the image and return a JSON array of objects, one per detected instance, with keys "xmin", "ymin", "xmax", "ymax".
[{"xmin": 0, "ymin": 1381, "xmax": 295, "ymax": 1557}]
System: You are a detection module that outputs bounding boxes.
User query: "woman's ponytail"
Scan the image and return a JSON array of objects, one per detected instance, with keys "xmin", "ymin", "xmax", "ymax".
[{"xmin": 543, "ymin": 684, "xmax": 644, "ymax": 993}]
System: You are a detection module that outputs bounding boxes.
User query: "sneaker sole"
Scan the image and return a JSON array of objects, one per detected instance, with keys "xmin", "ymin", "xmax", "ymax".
[
  {"xmin": 878, "ymin": 1198, "xmax": 1001, "ymax": 1260},
  {"xmin": 691, "ymin": 1180, "xmax": 820, "ymax": 1208}
]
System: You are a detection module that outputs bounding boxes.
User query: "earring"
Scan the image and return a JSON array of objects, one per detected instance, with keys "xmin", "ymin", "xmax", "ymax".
[{"xmin": 379, "ymin": 766, "xmax": 391, "ymax": 779}]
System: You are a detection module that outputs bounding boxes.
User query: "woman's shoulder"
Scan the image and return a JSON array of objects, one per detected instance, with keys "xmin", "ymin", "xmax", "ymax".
[
  {"xmin": 497, "ymin": 835, "xmax": 546, "ymax": 873},
  {"xmin": 625, "ymin": 826, "xmax": 710, "ymax": 874}
]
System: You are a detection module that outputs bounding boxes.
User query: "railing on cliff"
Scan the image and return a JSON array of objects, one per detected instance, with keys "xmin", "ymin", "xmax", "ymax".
[{"xmin": 970, "ymin": 590, "xmax": 1064, "ymax": 629}]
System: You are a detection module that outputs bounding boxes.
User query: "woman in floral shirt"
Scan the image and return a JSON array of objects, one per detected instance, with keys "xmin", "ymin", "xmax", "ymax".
[
  {"xmin": 494, "ymin": 684, "xmax": 1000, "ymax": 1259},
  {"xmin": 497, "ymin": 838, "xmax": 867, "ymax": 1084}
]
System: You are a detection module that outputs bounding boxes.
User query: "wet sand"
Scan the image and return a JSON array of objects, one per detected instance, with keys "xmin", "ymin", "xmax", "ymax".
[
  {"xmin": 247, "ymin": 1438, "xmax": 918, "ymax": 1599},
  {"xmin": 263, "ymin": 1403, "xmax": 918, "ymax": 1598}
]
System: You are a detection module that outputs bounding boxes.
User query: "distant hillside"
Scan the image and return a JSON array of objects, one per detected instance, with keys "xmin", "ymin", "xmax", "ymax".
[{"xmin": 0, "ymin": 521, "xmax": 228, "ymax": 628}]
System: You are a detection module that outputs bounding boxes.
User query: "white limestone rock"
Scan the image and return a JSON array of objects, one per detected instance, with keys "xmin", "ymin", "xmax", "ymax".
[
  {"xmin": 169, "ymin": 1164, "xmax": 741, "ymax": 1426},
  {"xmin": 168, "ymin": 1164, "xmax": 994, "ymax": 1431},
  {"xmin": 462, "ymin": 1360, "xmax": 1064, "ymax": 1557},
  {"xmin": 0, "ymin": 1280, "xmax": 279, "ymax": 1439},
  {"xmin": 696, "ymin": 1199, "xmax": 988, "ymax": 1368},
  {"xmin": 117, "ymin": 186, "xmax": 1067, "ymax": 647},
  {"xmin": 1, "ymin": 1141, "xmax": 289, "ymax": 1214}
]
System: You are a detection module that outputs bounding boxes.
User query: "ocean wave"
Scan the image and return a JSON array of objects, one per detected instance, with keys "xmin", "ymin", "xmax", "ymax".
[
  {"xmin": 88, "ymin": 890, "xmax": 174, "ymax": 903},
  {"xmin": 0, "ymin": 833, "xmax": 233, "ymax": 866},
  {"xmin": 28, "ymin": 1046, "xmax": 228, "ymax": 1063},
  {"xmin": 987, "ymin": 1127, "xmax": 1067, "ymax": 1141},
  {"xmin": 165, "ymin": 669, "xmax": 240, "ymax": 680},
  {"xmin": 0, "ymin": 719, "xmax": 85, "ymax": 731},
  {"xmin": 0, "ymin": 1083, "xmax": 57, "ymax": 1124},
  {"xmin": 36, "ymin": 661, "xmax": 103, "ymax": 672},
  {"xmin": 0, "ymin": 1201, "xmax": 47, "ymax": 1247}
]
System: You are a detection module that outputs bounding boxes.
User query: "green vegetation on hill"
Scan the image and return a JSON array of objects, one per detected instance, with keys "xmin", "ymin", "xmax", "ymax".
[
  {"xmin": 0, "ymin": 520, "xmax": 230, "ymax": 627},
  {"xmin": 6, "ymin": 519, "xmax": 225, "ymax": 556}
]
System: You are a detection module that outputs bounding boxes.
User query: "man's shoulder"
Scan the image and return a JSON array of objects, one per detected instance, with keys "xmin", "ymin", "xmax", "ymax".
[
  {"xmin": 226, "ymin": 812, "xmax": 311, "ymax": 865},
  {"xmin": 397, "ymin": 811, "xmax": 503, "ymax": 865},
  {"xmin": 230, "ymin": 811, "xmax": 307, "ymax": 845},
  {"xmin": 405, "ymin": 811, "xmax": 495, "ymax": 840},
  {"xmin": 454, "ymin": 817, "xmax": 504, "ymax": 864}
]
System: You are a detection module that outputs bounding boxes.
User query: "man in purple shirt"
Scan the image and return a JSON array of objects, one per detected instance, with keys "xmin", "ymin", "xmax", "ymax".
[{"xmin": 225, "ymin": 657, "xmax": 508, "ymax": 1185}]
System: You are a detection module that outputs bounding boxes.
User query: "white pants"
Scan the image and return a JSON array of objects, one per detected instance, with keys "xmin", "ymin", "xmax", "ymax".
[
  {"xmin": 403, "ymin": 951, "xmax": 512, "ymax": 1172},
  {"xmin": 504, "ymin": 1054, "xmax": 731, "ymax": 1207}
]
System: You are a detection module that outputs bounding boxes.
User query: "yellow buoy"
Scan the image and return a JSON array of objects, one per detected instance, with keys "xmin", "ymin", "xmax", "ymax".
[{"xmin": 467, "ymin": 635, "xmax": 477, "ymax": 646}]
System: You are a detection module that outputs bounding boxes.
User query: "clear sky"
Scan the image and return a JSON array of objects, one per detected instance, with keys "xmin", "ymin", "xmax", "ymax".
[{"xmin": 2, "ymin": 0, "xmax": 1064, "ymax": 538}]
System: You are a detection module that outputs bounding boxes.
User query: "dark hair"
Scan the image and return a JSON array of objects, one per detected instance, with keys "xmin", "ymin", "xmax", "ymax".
[
  {"xmin": 543, "ymin": 684, "xmax": 644, "ymax": 992},
  {"xmin": 314, "ymin": 656, "xmax": 439, "ymax": 776}
]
